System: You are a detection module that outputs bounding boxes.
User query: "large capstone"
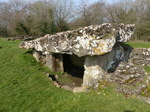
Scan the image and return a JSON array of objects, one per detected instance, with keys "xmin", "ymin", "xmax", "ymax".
[
  {"xmin": 19, "ymin": 23, "xmax": 135, "ymax": 92},
  {"xmin": 20, "ymin": 23, "xmax": 135, "ymax": 56}
]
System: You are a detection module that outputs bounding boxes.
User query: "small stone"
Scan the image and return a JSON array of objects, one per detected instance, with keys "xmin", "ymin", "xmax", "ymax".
[
  {"xmin": 148, "ymin": 77, "xmax": 150, "ymax": 81},
  {"xmin": 136, "ymin": 73, "xmax": 140, "ymax": 77},
  {"xmin": 146, "ymin": 80, "xmax": 149, "ymax": 85},
  {"xmin": 123, "ymin": 70, "xmax": 126, "ymax": 72},
  {"xmin": 53, "ymin": 81, "xmax": 61, "ymax": 88},
  {"xmin": 73, "ymin": 87, "xmax": 88, "ymax": 93},
  {"xmin": 141, "ymin": 85, "xmax": 146, "ymax": 88},
  {"xmin": 117, "ymin": 70, "xmax": 122, "ymax": 73},
  {"xmin": 45, "ymin": 73, "xmax": 50, "ymax": 77},
  {"xmin": 73, "ymin": 98, "xmax": 76, "ymax": 101},
  {"xmin": 98, "ymin": 92, "xmax": 100, "ymax": 95},
  {"xmin": 61, "ymin": 85, "xmax": 73, "ymax": 91},
  {"xmin": 73, "ymin": 83, "xmax": 76, "ymax": 86},
  {"xmin": 129, "ymin": 63, "xmax": 134, "ymax": 66},
  {"xmin": 119, "ymin": 64, "xmax": 124, "ymax": 67},
  {"xmin": 146, "ymin": 58, "xmax": 150, "ymax": 61},
  {"xmin": 49, "ymin": 77, "xmax": 52, "ymax": 81},
  {"xmin": 55, "ymin": 75, "xmax": 59, "ymax": 79}
]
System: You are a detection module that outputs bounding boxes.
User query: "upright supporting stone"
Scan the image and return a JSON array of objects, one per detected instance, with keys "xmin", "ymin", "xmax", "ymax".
[
  {"xmin": 83, "ymin": 56, "xmax": 106, "ymax": 88},
  {"xmin": 33, "ymin": 51, "xmax": 46, "ymax": 64},
  {"xmin": 73, "ymin": 56, "xmax": 107, "ymax": 92},
  {"xmin": 46, "ymin": 54, "xmax": 64, "ymax": 72}
]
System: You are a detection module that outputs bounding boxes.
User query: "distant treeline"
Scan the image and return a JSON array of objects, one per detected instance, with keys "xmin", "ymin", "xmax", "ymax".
[{"xmin": 0, "ymin": 0, "xmax": 150, "ymax": 41}]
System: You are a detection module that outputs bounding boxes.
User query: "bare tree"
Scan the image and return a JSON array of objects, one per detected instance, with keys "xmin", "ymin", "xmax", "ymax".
[
  {"xmin": 0, "ymin": 2, "xmax": 12, "ymax": 36},
  {"xmin": 89, "ymin": 1, "xmax": 105, "ymax": 25},
  {"xmin": 134, "ymin": 0, "xmax": 149, "ymax": 22},
  {"xmin": 51, "ymin": 0, "xmax": 74, "ymax": 31},
  {"xmin": 71, "ymin": 0, "xmax": 105, "ymax": 28},
  {"xmin": 78, "ymin": 0, "xmax": 91, "ymax": 26},
  {"xmin": 105, "ymin": 0, "xmax": 136, "ymax": 24}
]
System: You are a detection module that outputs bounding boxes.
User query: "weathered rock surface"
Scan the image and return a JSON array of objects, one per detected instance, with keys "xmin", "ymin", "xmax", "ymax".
[
  {"xmin": 20, "ymin": 23, "xmax": 134, "ymax": 57},
  {"xmin": 116, "ymin": 24, "xmax": 135, "ymax": 43}
]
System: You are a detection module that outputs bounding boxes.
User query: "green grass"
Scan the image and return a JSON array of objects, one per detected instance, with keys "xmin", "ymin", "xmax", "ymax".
[
  {"xmin": 0, "ymin": 38, "xmax": 150, "ymax": 112},
  {"xmin": 127, "ymin": 41, "xmax": 150, "ymax": 48},
  {"xmin": 144, "ymin": 67, "xmax": 150, "ymax": 73}
]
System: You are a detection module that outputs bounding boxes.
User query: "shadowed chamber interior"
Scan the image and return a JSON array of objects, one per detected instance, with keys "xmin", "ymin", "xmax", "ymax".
[
  {"xmin": 106, "ymin": 44, "xmax": 133, "ymax": 73},
  {"xmin": 121, "ymin": 44, "xmax": 133, "ymax": 62},
  {"xmin": 63, "ymin": 54, "xmax": 85, "ymax": 79}
]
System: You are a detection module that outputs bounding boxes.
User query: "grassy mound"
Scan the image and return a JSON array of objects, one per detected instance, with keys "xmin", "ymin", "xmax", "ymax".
[{"xmin": 0, "ymin": 38, "xmax": 150, "ymax": 112}]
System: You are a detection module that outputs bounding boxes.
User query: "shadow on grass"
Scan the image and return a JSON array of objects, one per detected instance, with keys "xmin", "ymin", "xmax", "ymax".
[
  {"xmin": 25, "ymin": 50, "xmax": 33, "ymax": 54},
  {"xmin": 124, "ymin": 110, "xmax": 134, "ymax": 112}
]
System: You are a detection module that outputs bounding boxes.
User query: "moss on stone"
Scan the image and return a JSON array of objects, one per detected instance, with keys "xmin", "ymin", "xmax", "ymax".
[
  {"xmin": 144, "ymin": 66, "xmax": 150, "ymax": 73},
  {"xmin": 101, "ymin": 33, "xmax": 114, "ymax": 39},
  {"xmin": 141, "ymin": 85, "xmax": 150, "ymax": 97}
]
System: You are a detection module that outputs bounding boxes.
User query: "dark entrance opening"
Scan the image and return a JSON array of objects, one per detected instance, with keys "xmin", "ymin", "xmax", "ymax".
[
  {"xmin": 57, "ymin": 54, "xmax": 85, "ymax": 88},
  {"xmin": 63, "ymin": 54, "xmax": 85, "ymax": 78}
]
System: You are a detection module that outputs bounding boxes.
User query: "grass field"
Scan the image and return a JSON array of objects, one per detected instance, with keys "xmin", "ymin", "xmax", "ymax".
[
  {"xmin": 127, "ymin": 41, "xmax": 150, "ymax": 48},
  {"xmin": 0, "ymin": 38, "xmax": 150, "ymax": 112}
]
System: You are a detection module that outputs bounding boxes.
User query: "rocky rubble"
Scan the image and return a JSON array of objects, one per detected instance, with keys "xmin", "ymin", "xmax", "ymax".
[{"xmin": 109, "ymin": 48, "xmax": 150, "ymax": 95}]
